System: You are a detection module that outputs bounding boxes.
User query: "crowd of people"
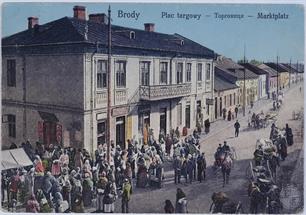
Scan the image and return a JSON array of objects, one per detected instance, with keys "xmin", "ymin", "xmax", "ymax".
[
  {"xmin": 1, "ymin": 126, "xmax": 207, "ymax": 213},
  {"xmin": 2, "ymin": 139, "xmax": 137, "ymax": 213}
]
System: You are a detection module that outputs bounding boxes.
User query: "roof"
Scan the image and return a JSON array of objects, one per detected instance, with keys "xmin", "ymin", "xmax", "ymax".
[
  {"xmin": 258, "ymin": 64, "xmax": 278, "ymax": 77},
  {"xmin": 280, "ymin": 63, "xmax": 299, "ymax": 73},
  {"xmin": 214, "ymin": 75, "xmax": 239, "ymax": 91},
  {"xmin": 1, "ymin": 148, "xmax": 33, "ymax": 170},
  {"xmin": 215, "ymin": 56, "xmax": 259, "ymax": 81},
  {"xmin": 264, "ymin": 63, "xmax": 288, "ymax": 73},
  {"xmin": 2, "ymin": 17, "xmax": 214, "ymax": 58},
  {"xmin": 239, "ymin": 63, "xmax": 267, "ymax": 75}
]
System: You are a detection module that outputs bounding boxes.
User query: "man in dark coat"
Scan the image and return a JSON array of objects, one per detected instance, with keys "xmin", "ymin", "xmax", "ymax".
[
  {"xmin": 186, "ymin": 156, "xmax": 194, "ymax": 184},
  {"xmin": 222, "ymin": 108, "xmax": 227, "ymax": 120},
  {"xmin": 234, "ymin": 120, "xmax": 240, "ymax": 137},
  {"xmin": 285, "ymin": 124, "xmax": 294, "ymax": 146},
  {"xmin": 234, "ymin": 106, "xmax": 239, "ymax": 118},
  {"xmin": 197, "ymin": 153, "xmax": 206, "ymax": 182},
  {"xmin": 173, "ymin": 156, "xmax": 182, "ymax": 184},
  {"xmin": 227, "ymin": 110, "xmax": 232, "ymax": 121}
]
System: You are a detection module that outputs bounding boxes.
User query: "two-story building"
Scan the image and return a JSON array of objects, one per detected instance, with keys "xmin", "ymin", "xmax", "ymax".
[
  {"xmin": 239, "ymin": 63, "xmax": 267, "ymax": 99},
  {"xmin": 2, "ymin": 6, "xmax": 215, "ymax": 153},
  {"xmin": 215, "ymin": 56, "xmax": 259, "ymax": 107},
  {"xmin": 258, "ymin": 64, "xmax": 278, "ymax": 99}
]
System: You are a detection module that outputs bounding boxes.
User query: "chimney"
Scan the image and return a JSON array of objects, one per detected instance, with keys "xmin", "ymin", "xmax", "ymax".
[
  {"xmin": 28, "ymin": 17, "xmax": 39, "ymax": 29},
  {"xmin": 73, "ymin": 5, "xmax": 86, "ymax": 20},
  {"xmin": 89, "ymin": 13, "xmax": 108, "ymax": 24},
  {"xmin": 144, "ymin": 23, "xmax": 155, "ymax": 32}
]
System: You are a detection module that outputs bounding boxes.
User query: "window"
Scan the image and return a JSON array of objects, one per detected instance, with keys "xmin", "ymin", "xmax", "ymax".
[
  {"xmin": 186, "ymin": 63, "xmax": 192, "ymax": 82},
  {"xmin": 177, "ymin": 103, "xmax": 182, "ymax": 126},
  {"xmin": 197, "ymin": 63, "xmax": 202, "ymax": 81},
  {"xmin": 7, "ymin": 59, "xmax": 16, "ymax": 87},
  {"xmin": 160, "ymin": 62, "xmax": 168, "ymax": 84},
  {"xmin": 130, "ymin": 31, "xmax": 135, "ymax": 39},
  {"xmin": 97, "ymin": 60, "xmax": 107, "ymax": 88},
  {"xmin": 140, "ymin": 61, "xmax": 150, "ymax": 86},
  {"xmin": 206, "ymin": 63, "xmax": 211, "ymax": 80},
  {"xmin": 8, "ymin": 114, "xmax": 16, "ymax": 138},
  {"xmin": 116, "ymin": 61, "xmax": 126, "ymax": 87},
  {"xmin": 234, "ymin": 93, "xmax": 236, "ymax": 105},
  {"xmin": 230, "ymin": 94, "xmax": 232, "ymax": 106},
  {"xmin": 176, "ymin": 63, "xmax": 183, "ymax": 84},
  {"xmin": 97, "ymin": 121, "xmax": 106, "ymax": 145},
  {"xmin": 224, "ymin": 95, "xmax": 227, "ymax": 107}
]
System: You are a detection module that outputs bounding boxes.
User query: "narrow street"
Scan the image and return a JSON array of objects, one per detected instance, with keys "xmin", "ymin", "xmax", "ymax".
[{"xmin": 115, "ymin": 83, "xmax": 304, "ymax": 213}]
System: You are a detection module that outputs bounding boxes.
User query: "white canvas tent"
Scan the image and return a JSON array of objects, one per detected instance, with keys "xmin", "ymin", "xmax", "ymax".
[{"xmin": 1, "ymin": 148, "xmax": 33, "ymax": 170}]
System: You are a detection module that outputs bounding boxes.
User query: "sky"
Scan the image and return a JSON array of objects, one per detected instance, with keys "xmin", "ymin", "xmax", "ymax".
[{"xmin": 1, "ymin": 2, "xmax": 305, "ymax": 63}]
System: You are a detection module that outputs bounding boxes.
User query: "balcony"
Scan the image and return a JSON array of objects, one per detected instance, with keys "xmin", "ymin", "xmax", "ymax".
[{"xmin": 139, "ymin": 83, "xmax": 191, "ymax": 101}]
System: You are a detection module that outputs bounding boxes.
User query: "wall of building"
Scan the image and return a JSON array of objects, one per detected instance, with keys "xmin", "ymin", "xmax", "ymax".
[
  {"xmin": 83, "ymin": 53, "xmax": 214, "ymax": 152},
  {"xmin": 214, "ymin": 88, "xmax": 240, "ymax": 120},
  {"xmin": 236, "ymin": 78, "xmax": 259, "ymax": 106},
  {"xmin": 258, "ymin": 74, "xmax": 267, "ymax": 99},
  {"xmin": 2, "ymin": 104, "xmax": 84, "ymax": 150}
]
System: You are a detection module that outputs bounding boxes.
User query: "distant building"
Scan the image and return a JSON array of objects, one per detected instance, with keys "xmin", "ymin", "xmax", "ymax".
[
  {"xmin": 2, "ymin": 6, "xmax": 215, "ymax": 152},
  {"xmin": 264, "ymin": 63, "xmax": 289, "ymax": 90},
  {"xmin": 215, "ymin": 56, "xmax": 259, "ymax": 108},
  {"xmin": 214, "ymin": 74, "xmax": 239, "ymax": 120},
  {"xmin": 239, "ymin": 63, "xmax": 267, "ymax": 99},
  {"xmin": 257, "ymin": 64, "xmax": 278, "ymax": 99}
]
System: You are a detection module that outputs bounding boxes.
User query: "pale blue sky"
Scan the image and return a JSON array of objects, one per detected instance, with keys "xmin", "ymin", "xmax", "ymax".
[{"xmin": 2, "ymin": 3, "xmax": 304, "ymax": 62}]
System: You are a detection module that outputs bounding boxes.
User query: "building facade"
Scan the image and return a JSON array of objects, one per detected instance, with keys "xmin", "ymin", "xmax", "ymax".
[
  {"xmin": 214, "ymin": 75, "xmax": 240, "ymax": 120},
  {"xmin": 2, "ymin": 6, "xmax": 215, "ymax": 154},
  {"xmin": 215, "ymin": 56, "xmax": 259, "ymax": 108},
  {"xmin": 258, "ymin": 64, "xmax": 278, "ymax": 99},
  {"xmin": 239, "ymin": 63, "xmax": 267, "ymax": 99}
]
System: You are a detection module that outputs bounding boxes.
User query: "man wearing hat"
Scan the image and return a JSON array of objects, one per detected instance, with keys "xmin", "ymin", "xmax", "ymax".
[
  {"xmin": 121, "ymin": 178, "xmax": 132, "ymax": 213},
  {"xmin": 197, "ymin": 152, "xmax": 206, "ymax": 182}
]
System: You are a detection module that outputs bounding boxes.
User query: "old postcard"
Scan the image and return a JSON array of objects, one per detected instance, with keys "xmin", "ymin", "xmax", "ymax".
[{"xmin": 1, "ymin": 1, "xmax": 304, "ymax": 214}]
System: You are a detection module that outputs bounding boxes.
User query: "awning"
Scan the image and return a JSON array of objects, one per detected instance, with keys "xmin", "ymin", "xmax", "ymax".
[
  {"xmin": 38, "ymin": 111, "xmax": 59, "ymax": 122},
  {"xmin": 1, "ymin": 148, "xmax": 33, "ymax": 171}
]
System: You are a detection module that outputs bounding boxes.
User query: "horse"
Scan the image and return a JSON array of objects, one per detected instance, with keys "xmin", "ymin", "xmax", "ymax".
[
  {"xmin": 248, "ymin": 182, "xmax": 265, "ymax": 213},
  {"xmin": 221, "ymin": 154, "xmax": 232, "ymax": 187},
  {"xmin": 210, "ymin": 192, "xmax": 243, "ymax": 214},
  {"xmin": 248, "ymin": 180, "xmax": 282, "ymax": 214}
]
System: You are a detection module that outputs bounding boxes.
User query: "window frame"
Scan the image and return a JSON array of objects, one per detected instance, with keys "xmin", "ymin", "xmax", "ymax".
[
  {"xmin": 97, "ymin": 60, "xmax": 108, "ymax": 89},
  {"xmin": 186, "ymin": 63, "xmax": 192, "ymax": 82},
  {"xmin": 97, "ymin": 120, "xmax": 106, "ymax": 145},
  {"xmin": 197, "ymin": 63, "xmax": 203, "ymax": 82},
  {"xmin": 8, "ymin": 114, "xmax": 16, "ymax": 138},
  {"xmin": 176, "ymin": 62, "xmax": 183, "ymax": 84},
  {"xmin": 7, "ymin": 59, "xmax": 16, "ymax": 87},
  {"xmin": 140, "ymin": 61, "xmax": 150, "ymax": 86},
  {"xmin": 206, "ymin": 63, "xmax": 211, "ymax": 81},
  {"xmin": 160, "ymin": 62, "xmax": 168, "ymax": 84},
  {"xmin": 116, "ymin": 61, "xmax": 127, "ymax": 88}
]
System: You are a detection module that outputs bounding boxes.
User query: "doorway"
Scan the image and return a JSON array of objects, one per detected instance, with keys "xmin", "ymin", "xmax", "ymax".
[
  {"xmin": 219, "ymin": 97, "xmax": 222, "ymax": 117},
  {"xmin": 116, "ymin": 116, "xmax": 126, "ymax": 149},
  {"xmin": 43, "ymin": 121, "xmax": 57, "ymax": 147},
  {"xmin": 185, "ymin": 104, "xmax": 191, "ymax": 128},
  {"xmin": 160, "ymin": 108, "xmax": 167, "ymax": 134},
  {"xmin": 215, "ymin": 97, "xmax": 218, "ymax": 119}
]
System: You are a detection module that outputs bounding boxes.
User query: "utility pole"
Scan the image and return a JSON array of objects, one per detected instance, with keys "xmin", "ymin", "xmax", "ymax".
[
  {"xmin": 297, "ymin": 60, "xmax": 299, "ymax": 82},
  {"xmin": 106, "ymin": 5, "xmax": 112, "ymax": 163},
  {"xmin": 276, "ymin": 55, "xmax": 279, "ymax": 96},
  {"xmin": 289, "ymin": 58, "xmax": 291, "ymax": 88},
  {"xmin": 243, "ymin": 44, "xmax": 246, "ymax": 117}
]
